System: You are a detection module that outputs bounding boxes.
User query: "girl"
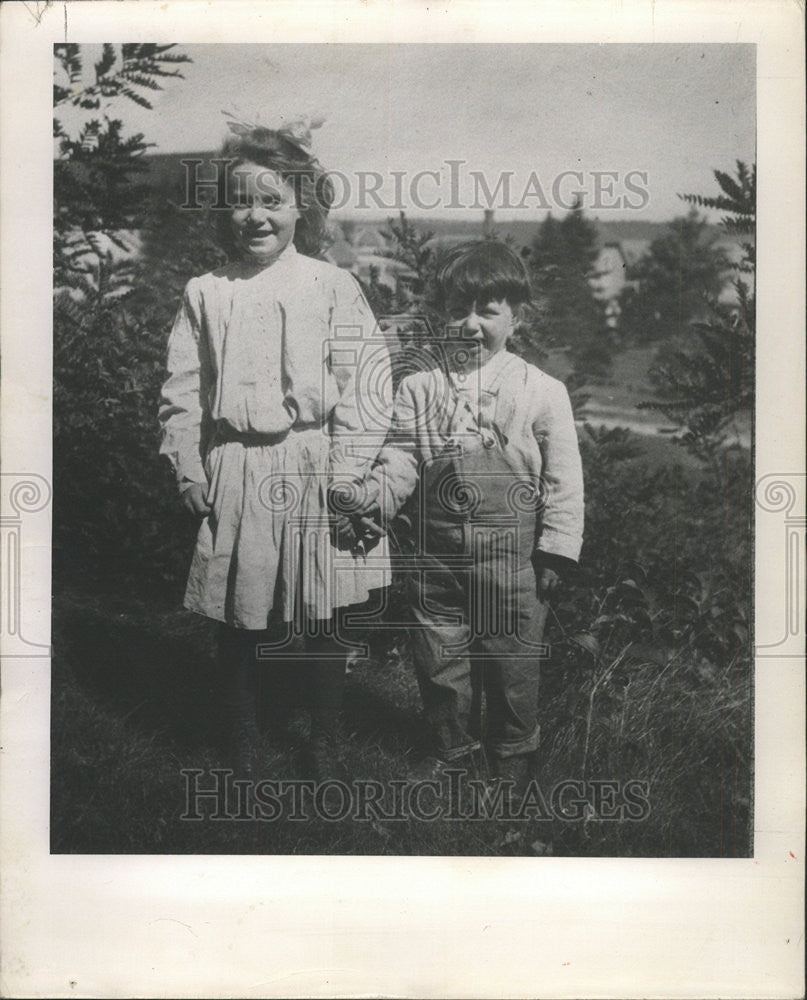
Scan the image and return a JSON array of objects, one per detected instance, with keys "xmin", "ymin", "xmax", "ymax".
[{"xmin": 159, "ymin": 115, "xmax": 391, "ymax": 779}]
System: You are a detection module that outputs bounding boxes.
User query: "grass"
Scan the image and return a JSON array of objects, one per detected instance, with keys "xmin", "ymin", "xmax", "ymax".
[
  {"xmin": 51, "ymin": 588, "xmax": 500, "ymax": 856},
  {"xmin": 50, "ymin": 342, "xmax": 753, "ymax": 857},
  {"xmin": 51, "ymin": 469, "xmax": 753, "ymax": 860}
]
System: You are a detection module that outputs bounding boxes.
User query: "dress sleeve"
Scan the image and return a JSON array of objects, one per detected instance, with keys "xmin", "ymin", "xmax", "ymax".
[
  {"xmin": 366, "ymin": 376, "xmax": 422, "ymax": 520},
  {"xmin": 328, "ymin": 271, "xmax": 393, "ymax": 486},
  {"xmin": 532, "ymin": 378, "xmax": 585, "ymax": 562},
  {"xmin": 158, "ymin": 280, "xmax": 212, "ymax": 491}
]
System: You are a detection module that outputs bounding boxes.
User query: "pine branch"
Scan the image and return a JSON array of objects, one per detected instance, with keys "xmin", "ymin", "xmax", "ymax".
[
  {"xmin": 94, "ymin": 43, "xmax": 117, "ymax": 81},
  {"xmin": 679, "ymin": 192, "xmax": 750, "ymax": 215},
  {"xmin": 54, "ymin": 43, "xmax": 191, "ymax": 111},
  {"xmin": 120, "ymin": 87, "xmax": 154, "ymax": 110},
  {"xmin": 117, "ymin": 71, "xmax": 163, "ymax": 90},
  {"xmin": 712, "ymin": 169, "xmax": 748, "ymax": 206}
]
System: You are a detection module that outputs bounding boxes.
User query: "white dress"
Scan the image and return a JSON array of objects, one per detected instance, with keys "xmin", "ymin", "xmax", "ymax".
[{"xmin": 159, "ymin": 245, "xmax": 392, "ymax": 628}]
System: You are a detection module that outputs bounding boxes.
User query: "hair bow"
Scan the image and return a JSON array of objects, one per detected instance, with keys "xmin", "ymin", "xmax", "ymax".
[{"xmin": 222, "ymin": 109, "xmax": 325, "ymax": 154}]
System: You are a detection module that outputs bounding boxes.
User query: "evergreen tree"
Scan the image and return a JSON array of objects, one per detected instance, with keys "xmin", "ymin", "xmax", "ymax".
[
  {"xmin": 619, "ymin": 208, "xmax": 730, "ymax": 344},
  {"xmin": 681, "ymin": 160, "xmax": 755, "ymax": 270},
  {"xmin": 359, "ymin": 264, "xmax": 396, "ymax": 319},
  {"xmin": 53, "ymin": 44, "xmax": 196, "ymax": 587},
  {"xmin": 379, "ymin": 212, "xmax": 438, "ymax": 321},
  {"xmin": 54, "ymin": 44, "xmax": 192, "ymax": 295},
  {"xmin": 640, "ymin": 164, "xmax": 755, "ymax": 463},
  {"xmin": 525, "ymin": 201, "xmax": 609, "ymax": 378}
]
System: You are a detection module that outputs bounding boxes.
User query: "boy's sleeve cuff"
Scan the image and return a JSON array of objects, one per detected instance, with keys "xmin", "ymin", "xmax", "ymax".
[{"xmin": 533, "ymin": 551, "xmax": 579, "ymax": 577}]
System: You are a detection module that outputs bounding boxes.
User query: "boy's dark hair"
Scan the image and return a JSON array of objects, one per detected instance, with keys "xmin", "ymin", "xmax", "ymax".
[
  {"xmin": 211, "ymin": 128, "xmax": 334, "ymax": 258},
  {"xmin": 435, "ymin": 240, "xmax": 531, "ymax": 310}
]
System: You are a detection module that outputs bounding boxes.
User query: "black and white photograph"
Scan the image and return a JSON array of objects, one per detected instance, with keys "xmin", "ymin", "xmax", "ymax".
[
  {"xmin": 1, "ymin": 1, "xmax": 804, "ymax": 997},
  {"xmin": 49, "ymin": 41, "xmax": 756, "ymax": 859}
]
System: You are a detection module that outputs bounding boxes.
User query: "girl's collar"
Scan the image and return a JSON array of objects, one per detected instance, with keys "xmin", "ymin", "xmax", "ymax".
[{"xmin": 238, "ymin": 243, "xmax": 298, "ymax": 270}]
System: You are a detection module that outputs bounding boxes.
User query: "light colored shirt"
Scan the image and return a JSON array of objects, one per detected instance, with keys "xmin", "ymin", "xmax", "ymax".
[{"xmin": 370, "ymin": 350, "xmax": 585, "ymax": 562}]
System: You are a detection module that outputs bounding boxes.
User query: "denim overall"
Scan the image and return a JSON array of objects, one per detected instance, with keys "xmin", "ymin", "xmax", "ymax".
[{"xmin": 407, "ymin": 384, "xmax": 549, "ymax": 763}]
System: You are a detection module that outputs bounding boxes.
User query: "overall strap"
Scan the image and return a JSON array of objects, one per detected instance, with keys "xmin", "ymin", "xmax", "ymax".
[{"xmin": 490, "ymin": 354, "xmax": 528, "ymax": 436}]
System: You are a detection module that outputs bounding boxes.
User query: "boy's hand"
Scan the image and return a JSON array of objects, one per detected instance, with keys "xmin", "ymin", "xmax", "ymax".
[
  {"xmin": 353, "ymin": 479, "xmax": 381, "ymax": 516},
  {"xmin": 331, "ymin": 513, "xmax": 386, "ymax": 552},
  {"xmin": 327, "ymin": 481, "xmax": 388, "ymax": 552},
  {"xmin": 330, "ymin": 512, "xmax": 358, "ymax": 550},
  {"xmin": 326, "ymin": 478, "xmax": 380, "ymax": 517},
  {"xmin": 537, "ymin": 566, "xmax": 560, "ymax": 601},
  {"xmin": 182, "ymin": 483, "xmax": 211, "ymax": 517}
]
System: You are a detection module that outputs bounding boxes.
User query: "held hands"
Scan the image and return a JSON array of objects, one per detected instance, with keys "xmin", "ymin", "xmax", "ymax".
[
  {"xmin": 328, "ymin": 480, "xmax": 386, "ymax": 553},
  {"xmin": 331, "ymin": 513, "xmax": 386, "ymax": 552},
  {"xmin": 181, "ymin": 483, "xmax": 211, "ymax": 517}
]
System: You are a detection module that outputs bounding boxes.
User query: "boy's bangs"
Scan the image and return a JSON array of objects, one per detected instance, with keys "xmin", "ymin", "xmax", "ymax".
[
  {"xmin": 447, "ymin": 271, "xmax": 521, "ymax": 308},
  {"xmin": 438, "ymin": 241, "xmax": 531, "ymax": 307}
]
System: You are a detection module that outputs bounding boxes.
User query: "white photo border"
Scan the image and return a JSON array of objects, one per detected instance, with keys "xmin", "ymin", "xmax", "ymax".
[{"xmin": 1, "ymin": 1, "xmax": 804, "ymax": 997}]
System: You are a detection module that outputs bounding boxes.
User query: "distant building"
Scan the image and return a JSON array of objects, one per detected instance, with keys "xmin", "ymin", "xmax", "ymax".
[
  {"xmin": 351, "ymin": 226, "xmax": 389, "ymax": 253},
  {"xmin": 589, "ymin": 240, "xmax": 649, "ymax": 329},
  {"xmin": 326, "ymin": 220, "xmax": 422, "ymax": 306},
  {"xmin": 353, "ymin": 254, "xmax": 421, "ymax": 303},
  {"xmin": 588, "ymin": 231, "xmax": 753, "ymax": 327}
]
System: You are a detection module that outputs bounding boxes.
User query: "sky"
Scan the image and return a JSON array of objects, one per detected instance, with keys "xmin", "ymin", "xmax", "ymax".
[{"xmin": 56, "ymin": 43, "xmax": 756, "ymax": 222}]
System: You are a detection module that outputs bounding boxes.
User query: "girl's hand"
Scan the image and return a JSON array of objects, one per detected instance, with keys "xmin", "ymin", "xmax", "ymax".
[
  {"xmin": 355, "ymin": 514, "xmax": 386, "ymax": 554},
  {"xmin": 182, "ymin": 483, "xmax": 212, "ymax": 517},
  {"xmin": 537, "ymin": 566, "xmax": 560, "ymax": 601}
]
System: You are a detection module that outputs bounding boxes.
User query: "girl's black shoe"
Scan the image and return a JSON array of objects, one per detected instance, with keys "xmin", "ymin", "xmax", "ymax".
[{"xmin": 225, "ymin": 704, "xmax": 261, "ymax": 780}]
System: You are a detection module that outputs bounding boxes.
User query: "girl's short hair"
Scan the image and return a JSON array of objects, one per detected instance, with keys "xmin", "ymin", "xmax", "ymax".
[
  {"xmin": 211, "ymin": 128, "xmax": 334, "ymax": 258},
  {"xmin": 435, "ymin": 240, "xmax": 531, "ymax": 309}
]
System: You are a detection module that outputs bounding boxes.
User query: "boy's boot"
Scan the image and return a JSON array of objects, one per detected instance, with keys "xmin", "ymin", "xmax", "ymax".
[
  {"xmin": 495, "ymin": 752, "xmax": 533, "ymax": 798},
  {"xmin": 488, "ymin": 753, "xmax": 536, "ymax": 849},
  {"xmin": 407, "ymin": 746, "xmax": 486, "ymax": 783},
  {"xmin": 407, "ymin": 747, "xmax": 488, "ymax": 817}
]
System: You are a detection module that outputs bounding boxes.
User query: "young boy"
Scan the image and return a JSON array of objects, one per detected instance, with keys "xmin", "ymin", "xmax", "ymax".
[{"xmin": 354, "ymin": 241, "xmax": 584, "ymax": 789}]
